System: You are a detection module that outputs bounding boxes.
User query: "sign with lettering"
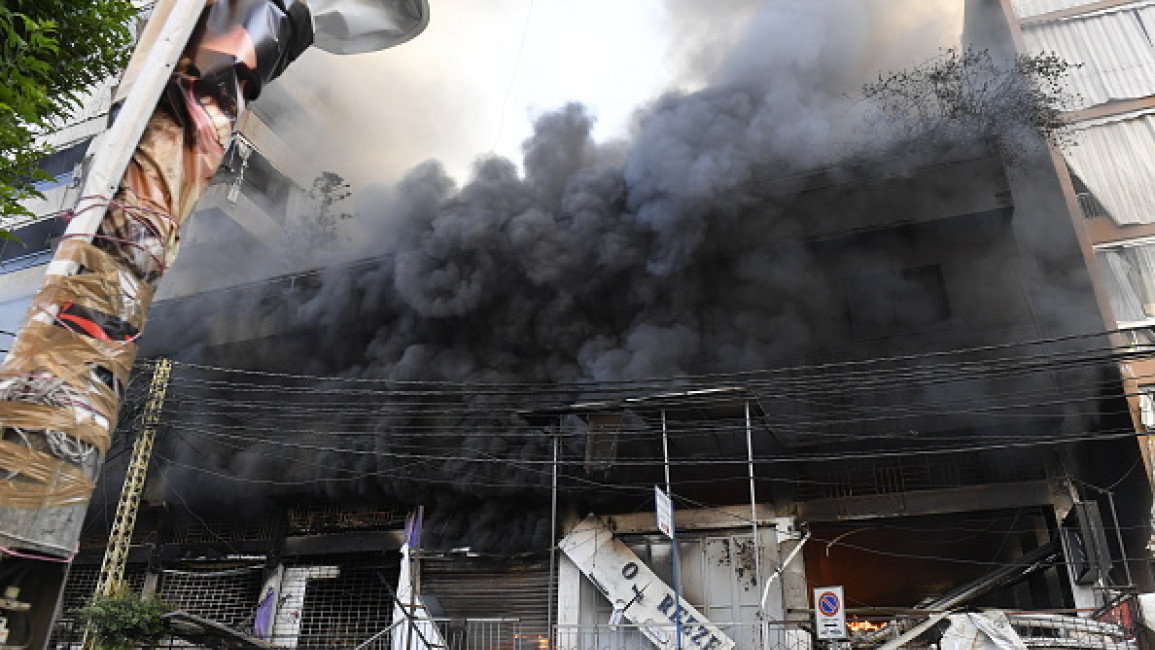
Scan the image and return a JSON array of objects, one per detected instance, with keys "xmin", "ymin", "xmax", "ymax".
[
  {"xmin": 813, "ymin": 586, "xmax": 846, "ymax": 640},
  {"xmin": 655, "ymin": 486, "xmax": 675, "ymax": 539},
  {"xmin": 560, "ymin": 516, "xmax": 735, "ymax": 650}
]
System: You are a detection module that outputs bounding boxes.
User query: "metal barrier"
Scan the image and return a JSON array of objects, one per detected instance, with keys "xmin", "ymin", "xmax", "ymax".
[
  {"xmin": 554, "ymin": 621, "xmax": 812, "ymax": 650},
  {"xmin": 49, "ymin": 594, "xmax": 1153, "ymax": 650},
  {"xmin": 1008, "ymin": 613, "xmax": 1139, "ymax": 650}
]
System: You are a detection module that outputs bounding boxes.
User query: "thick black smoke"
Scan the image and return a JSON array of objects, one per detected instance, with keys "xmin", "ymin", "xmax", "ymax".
[
  {"xmin": 160, "ymin": 1, "xmax": 976, "ymax": 381},
  {"xmin": 132, "ymin": 1, "xmax": 1111, "ymax": 553}
]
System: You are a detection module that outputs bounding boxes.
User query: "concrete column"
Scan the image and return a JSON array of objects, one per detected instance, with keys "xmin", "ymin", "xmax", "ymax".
[
  {"xmin": 271, "ymin": 565, "xmax": 339, "ymax": 648},
  {"xmin": 141, "ymin": 572, "xmax": 159, "ymax": 597},
  {"xmin": 555, "ymin": 555, "xmax": 583, "ymax": 650}
]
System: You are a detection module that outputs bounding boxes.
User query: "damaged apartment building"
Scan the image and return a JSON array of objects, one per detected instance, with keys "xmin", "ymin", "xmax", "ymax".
[
  {"xmin": 50, "ymin": 140, "xmax": 1155, "ymax": 647},
  {"xmin": 4, "ymin": 1, "xmax": 1155, "ymax": 649}
]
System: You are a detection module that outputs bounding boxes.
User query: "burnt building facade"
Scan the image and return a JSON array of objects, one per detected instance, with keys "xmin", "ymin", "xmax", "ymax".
[
  {"xmin": 44, "ymin": 135, "xmax": 1154, "ymax": 649},
  {"xmin": 17, "ymin": 1, "xmax": 1155, "ymax": 649}
]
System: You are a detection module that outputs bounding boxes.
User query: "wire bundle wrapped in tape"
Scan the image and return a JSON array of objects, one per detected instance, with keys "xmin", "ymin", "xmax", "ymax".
[{"xmin": 0, "ymin": 0, "xmax": 312, "ymax": 513}]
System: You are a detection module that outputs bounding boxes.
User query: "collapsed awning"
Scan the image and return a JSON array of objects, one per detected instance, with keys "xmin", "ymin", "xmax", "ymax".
[{"xmin": 559, "ymin": 515, "xmax": 736, "ymax": 650}]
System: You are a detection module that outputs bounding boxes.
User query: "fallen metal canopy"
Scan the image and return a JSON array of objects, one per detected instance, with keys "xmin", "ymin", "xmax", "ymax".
[
  {"xmin": 856, "ymin": 538, "xmax": 1062, "ymax": 648},
  {"xmin": 163, "ymin": 610, "xmax": 277, "ymax": 649},
  {"xmin": 921, "ymin": 538, "xmax": 1061, "ymax": 611},
  {"xmin": 559, "ymin": 515, "xmax": 737, "ymax": 650}
]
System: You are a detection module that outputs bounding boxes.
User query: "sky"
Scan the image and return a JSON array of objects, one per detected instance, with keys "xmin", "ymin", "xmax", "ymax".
[
  {"xmin": 257, "ymin": 0, "xmax": 675, "ymax": 187},
  {"xmin": 254, "ymin": 0, "xmax": 966, "ymax": 195}
]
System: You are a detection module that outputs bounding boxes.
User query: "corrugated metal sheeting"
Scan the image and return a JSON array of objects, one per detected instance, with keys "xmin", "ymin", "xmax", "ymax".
[
  {"xmin": 1021, "ymin": 3, "xmax": 1155, "ymax": 110},
  {"xmin": 1013, "ymin": 0, "xmax": 1102, "ymax": 18},
  {"xmin": 1014, "ymin": 0, "xmax": 1155, "ymax": 226},
  {"xmin": 421, "ymin": 556, "xmax": 552, "ymax": 640},
  {"xmin": 1066, "ymin": 110, "xmax": 1155, "ymax": 224}
]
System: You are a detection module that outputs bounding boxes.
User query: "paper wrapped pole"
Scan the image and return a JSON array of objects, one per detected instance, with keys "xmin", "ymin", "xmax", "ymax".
[
  {"xmin": 0, "ymin": 0, "xmax": 314, "ymax": 558},
  {"xmin": 0, "ymin": 0, "xmax": 429, "ymax": 559}
]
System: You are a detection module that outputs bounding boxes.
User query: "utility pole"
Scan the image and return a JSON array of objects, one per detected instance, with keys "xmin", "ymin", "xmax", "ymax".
[
  {"xmin": 0, "ymin": 0, "xmax": 203, "ymax": 558},
  {"xmin": 0, "ymin": 2, "xmax": 309, "ymax": 647},
  {"xmin": 660, "ymin": 409, "xmax": 683, "ymax": 650},
  {"xmin": 80, "ymin": 359, "xmax": 171, "ymax": 650},
  {"xmin": 0, "ymin": 5, "xmax": 212, "ymax": 647},
  {"xmin": 0, "ymin": 1, "xmax": 427, "ymax": 646}
]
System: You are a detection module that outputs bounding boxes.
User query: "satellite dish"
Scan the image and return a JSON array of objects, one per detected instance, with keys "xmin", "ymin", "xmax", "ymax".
[{"xmin": 308, "ymin": 0, "xmax": 431, "ymax": 55}]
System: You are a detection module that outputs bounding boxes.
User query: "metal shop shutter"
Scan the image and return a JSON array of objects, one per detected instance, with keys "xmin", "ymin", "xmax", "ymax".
[{"xmin": 421, "ymin": 556, "xmax": 552, "ymax": 645}]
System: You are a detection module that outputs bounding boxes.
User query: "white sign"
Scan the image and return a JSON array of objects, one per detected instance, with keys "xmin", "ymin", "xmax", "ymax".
[
  {"xmin": 394, "ymin": 543, "xmax": 449, "ymax": 650},
  {"xmin": 655, "ymin": 486, "xmax": 675, "ymax": 539},
  {"xmin": 561, "ymin": 516, "xmax": 735, "ymax": 650},
  {"xmin": 813, "ymin": 586, "xmax": 847, "ymax": 640}
]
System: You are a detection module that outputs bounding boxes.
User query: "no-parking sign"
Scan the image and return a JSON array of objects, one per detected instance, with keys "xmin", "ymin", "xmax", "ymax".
[{"xmin": 813, "ymin": 586, "xmax": 847, "ymax": 639}]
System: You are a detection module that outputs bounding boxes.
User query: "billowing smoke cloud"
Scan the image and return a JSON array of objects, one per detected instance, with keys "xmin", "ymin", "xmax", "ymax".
[
  {"xmin": 252, "ymin": 1, "xmax": 971, "ymax": 383},
  {"xmin": 133, "ymin": 0, "xmax": 1096, "ymax": 553},
  {"xmin": 240, "ymin": 0, "xmax": 963, "ymax": 187}
]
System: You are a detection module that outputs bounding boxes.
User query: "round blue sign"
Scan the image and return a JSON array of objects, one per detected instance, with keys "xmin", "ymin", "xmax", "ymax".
[{"xmin": 818, "ymin": 592, "xmax": 840, "ymax": 616}]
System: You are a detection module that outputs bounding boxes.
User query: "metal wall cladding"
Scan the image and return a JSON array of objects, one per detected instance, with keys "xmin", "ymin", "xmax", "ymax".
[
  {"xmin": 420, "ymin": 556, "xmax": 552, "ymax": 638},
  {"xmin": 1064, "ymin": 111, "xmax": 1155, "ymax": 225},
  {"xmin": 1021, "ymin": 3, "xmax": 1155, "ymax": 110},
  {"xmin": 1013, "ymin": 0, "xmax": 1106, "ymax": 18}
]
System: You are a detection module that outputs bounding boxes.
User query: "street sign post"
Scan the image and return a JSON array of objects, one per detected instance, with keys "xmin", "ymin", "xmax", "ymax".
[
  {"xmin": 655, "ymin": 485, "xmax": 683, "ymax": 649},
  {"xmin": 655, "ymin": 485, "xmax": 675, "ymax": 539},
  {"xmin": 813, "ymin": 586, "xmax": 847, "ymax": 640}
]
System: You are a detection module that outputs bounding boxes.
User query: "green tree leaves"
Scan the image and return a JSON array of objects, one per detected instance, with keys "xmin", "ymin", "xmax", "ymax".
[
  {"xmin": 76, "ymin": 593, "xmax": 171, "ymax": 650},
  {"xmin": 0, "ymin": 0, "xmax": 135, "ymax": 220}
]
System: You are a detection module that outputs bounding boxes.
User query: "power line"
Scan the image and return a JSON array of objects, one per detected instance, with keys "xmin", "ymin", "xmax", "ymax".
[
  {"xmin": 490, "ymin": 0, "xmax": 536, "ymax": 154},
  {"xmin": 154, "ymin": 423, "xmax": 1151, "ymax": 488},
  {"xmin": 166, "ymin": 327, "xmax": 1141, "ymax": 389}
]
